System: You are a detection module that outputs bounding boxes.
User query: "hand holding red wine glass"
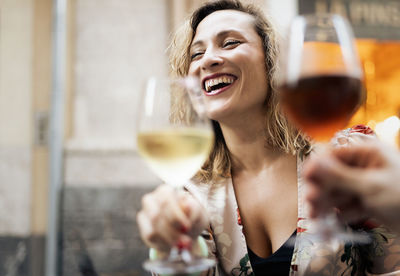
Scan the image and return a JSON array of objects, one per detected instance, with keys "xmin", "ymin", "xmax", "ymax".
[{"xmin": 278, "ymin": 14, "xmax": 366, "ymax": 242}]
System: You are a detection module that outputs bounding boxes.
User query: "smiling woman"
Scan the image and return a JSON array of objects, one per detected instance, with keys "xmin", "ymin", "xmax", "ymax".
[
  {"xmin": 136, "ymin": 1, "xmax": 400, "ymax": 275},
  {"xmin": 188, "ymin": 10, "xmax": 269, "ymax": 124},
  {"xmin": 169, "ymin": 0, "xmax": 309, "ymax": 188}
]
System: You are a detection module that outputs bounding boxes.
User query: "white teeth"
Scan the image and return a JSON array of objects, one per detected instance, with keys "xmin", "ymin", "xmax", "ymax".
[{"xmin": 205, "ymin": 76, "xmax": 235, "ymax": 92}]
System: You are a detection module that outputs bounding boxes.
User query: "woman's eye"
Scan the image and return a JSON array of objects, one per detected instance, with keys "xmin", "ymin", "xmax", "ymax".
[
  {"xmin": 223, "ymin": 40, "xmax": 240, "ymax": 48},
  {"xmin": 191, "ymin": 52, "xmax": 203, "ymax": 60}
]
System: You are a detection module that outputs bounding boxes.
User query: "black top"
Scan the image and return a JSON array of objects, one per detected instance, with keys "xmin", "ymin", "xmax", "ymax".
[{"xmin": 248, "ymin": 230, "xmax": 296, "ymax": 276}]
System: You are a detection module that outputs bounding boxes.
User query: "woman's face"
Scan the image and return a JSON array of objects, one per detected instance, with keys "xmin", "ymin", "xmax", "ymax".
[{"xmin": 188, "ymin": 10, "xmax": 268, "ymax": 123}]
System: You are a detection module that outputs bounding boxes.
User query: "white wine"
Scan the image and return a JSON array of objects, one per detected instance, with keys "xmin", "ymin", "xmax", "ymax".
[{"xmin": 137, "ymin": 128, "xmax": 214, "ymax": 186}]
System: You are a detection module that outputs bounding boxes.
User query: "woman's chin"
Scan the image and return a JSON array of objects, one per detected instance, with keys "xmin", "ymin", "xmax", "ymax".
[
  {"xmin": 206, "ymin": 110, "xmax": 234, "ymax": 124},
  {"xmin": 205, "ymin": 101, "xmax": 233, "ymax": 121}
]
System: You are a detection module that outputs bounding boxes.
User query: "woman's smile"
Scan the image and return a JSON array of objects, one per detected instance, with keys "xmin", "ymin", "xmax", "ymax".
[{"xmin": 203, "ymin": 73, "xmax": 237, "ymax": 96}]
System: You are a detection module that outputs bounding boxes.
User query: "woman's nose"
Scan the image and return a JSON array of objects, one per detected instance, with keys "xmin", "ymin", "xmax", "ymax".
[{"xmin": 201, "ymin": 49, "xmax": 224, "ymax": 70}]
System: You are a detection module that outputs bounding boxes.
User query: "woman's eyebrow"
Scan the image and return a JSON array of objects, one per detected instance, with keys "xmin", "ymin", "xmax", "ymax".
[
  {"xmin": 190, "ymin": 29, "xmax": 242, "ymax": 51},
  {"xmin": 216, "ymin": 29, "xmax": 241, "ymax": 38}
]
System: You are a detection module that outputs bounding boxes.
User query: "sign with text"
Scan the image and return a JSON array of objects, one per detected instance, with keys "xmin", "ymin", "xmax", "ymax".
[{"xmin": 299, "ymin": 0, "xmax": 400, "ymax": 40}]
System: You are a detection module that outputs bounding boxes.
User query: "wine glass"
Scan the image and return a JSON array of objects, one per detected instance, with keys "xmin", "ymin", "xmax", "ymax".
[
  {"xmin": 136, "ymin": 76, "xmax": 216, "ymax": 274},
  {"xmin": 278, "ymin": 14, "xmax": 367, "ymax": 242}
]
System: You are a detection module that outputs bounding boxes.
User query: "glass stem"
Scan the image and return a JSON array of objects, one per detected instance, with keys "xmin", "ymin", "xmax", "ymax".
[{"xmin": 168, "ymin": 246, "xmax": 193, "ymax": 263}]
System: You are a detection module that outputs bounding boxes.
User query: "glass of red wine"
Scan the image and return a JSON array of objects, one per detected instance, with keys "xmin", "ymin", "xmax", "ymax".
[{"xmin": 278, "ymin": 14, "xmax": 366, "ymax": 242}]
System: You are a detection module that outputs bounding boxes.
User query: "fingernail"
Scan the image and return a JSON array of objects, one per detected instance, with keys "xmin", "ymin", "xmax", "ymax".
[
  {"xmin": 180, "ymin": 225, "xmax": 189, "ymax": 233},
  {"xmin": 177, "ymin": 239, "xmax": 192, "ymax": 250}
]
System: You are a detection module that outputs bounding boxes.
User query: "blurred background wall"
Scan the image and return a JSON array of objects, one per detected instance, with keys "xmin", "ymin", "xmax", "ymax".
[
  {"xmin": 1, "ymin": 0, "xmax": 47, "ymax": 275},
  {"xmin": 0, "ymin": 0, "xmax": 399, "ymax": 275}
]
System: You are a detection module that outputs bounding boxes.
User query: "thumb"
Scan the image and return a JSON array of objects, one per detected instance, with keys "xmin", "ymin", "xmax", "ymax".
[
  {"xmin": 180, "ymin": 196, "xmax": 192, "ymax": 218},
  {"xmin": 304, "ymin": 156, "xmax": 366, "ymax": 196},
  {"xmin": 180, "ymin": 194, "xmax": 202, "ymax": 222},
  {"xmin": 179, "ymin": 194, "xmax": 208, "ymax": 237}
]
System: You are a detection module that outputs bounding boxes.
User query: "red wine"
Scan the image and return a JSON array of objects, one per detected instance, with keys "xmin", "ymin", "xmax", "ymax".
[{"xmin": 280, "ymin": 75, "xmax": 362, "ymax": 141}]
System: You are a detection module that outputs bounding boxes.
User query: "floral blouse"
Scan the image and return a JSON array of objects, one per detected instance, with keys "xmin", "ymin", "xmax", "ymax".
[{"xmin": 184, "ymin": 129, "xmax": 400, "ymax": 276}]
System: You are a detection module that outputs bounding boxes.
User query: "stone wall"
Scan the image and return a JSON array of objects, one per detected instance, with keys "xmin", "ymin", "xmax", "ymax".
[
  {"xmin": 62, "ymin": 150, "xmax": 159, "ymax": 275},
  {"xmin": 62, "ymin": 186, "xmax": 152, "ymax": 276}
]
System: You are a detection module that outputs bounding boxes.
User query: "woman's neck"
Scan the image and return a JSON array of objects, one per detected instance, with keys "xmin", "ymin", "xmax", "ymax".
[{"xmin": 220, "ymin": 120, "xmax": 285, "ymax": 173}]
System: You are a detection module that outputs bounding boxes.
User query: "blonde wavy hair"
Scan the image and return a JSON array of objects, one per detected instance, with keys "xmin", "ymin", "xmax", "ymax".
[{"xmin": 169, "ymin": 0, "xmax": 311, "ymax": 182}]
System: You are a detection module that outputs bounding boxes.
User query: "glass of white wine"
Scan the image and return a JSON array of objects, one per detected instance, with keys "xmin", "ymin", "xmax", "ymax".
[{"xmin": 136, "ymin": 76, "xmax": 216, "ymax": 274}]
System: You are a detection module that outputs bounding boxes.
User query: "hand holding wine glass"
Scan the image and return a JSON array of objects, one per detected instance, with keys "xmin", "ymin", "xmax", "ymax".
[
  {"xmin": 278, "ymin": 14, "xmax": 365, "ymax": 241},
  {"xmin": 136, "ymin": 77, "xmax": 216, "ymax": 274}
]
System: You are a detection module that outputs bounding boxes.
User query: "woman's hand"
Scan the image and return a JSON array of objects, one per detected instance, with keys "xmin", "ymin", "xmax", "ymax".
[
  {"xmin": 331, "ymin": 125, "xmax": 376, "ymax": 147},
  {"xmin": 304, "ymin": 141, "xmax": 400, "ymax": 233},
  {"xmin": 136, "ymin": 184, "xmax": 208, "ymax": 253}
]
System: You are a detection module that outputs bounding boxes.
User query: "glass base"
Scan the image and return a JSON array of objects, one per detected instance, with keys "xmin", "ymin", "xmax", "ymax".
[
  {"xmin": 308, "ymin": 214, "xmax": 372, "ymax": 244},
  {"xmin": 143, "ymin": 257, "xmax": 216, "ymax": 275}
]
